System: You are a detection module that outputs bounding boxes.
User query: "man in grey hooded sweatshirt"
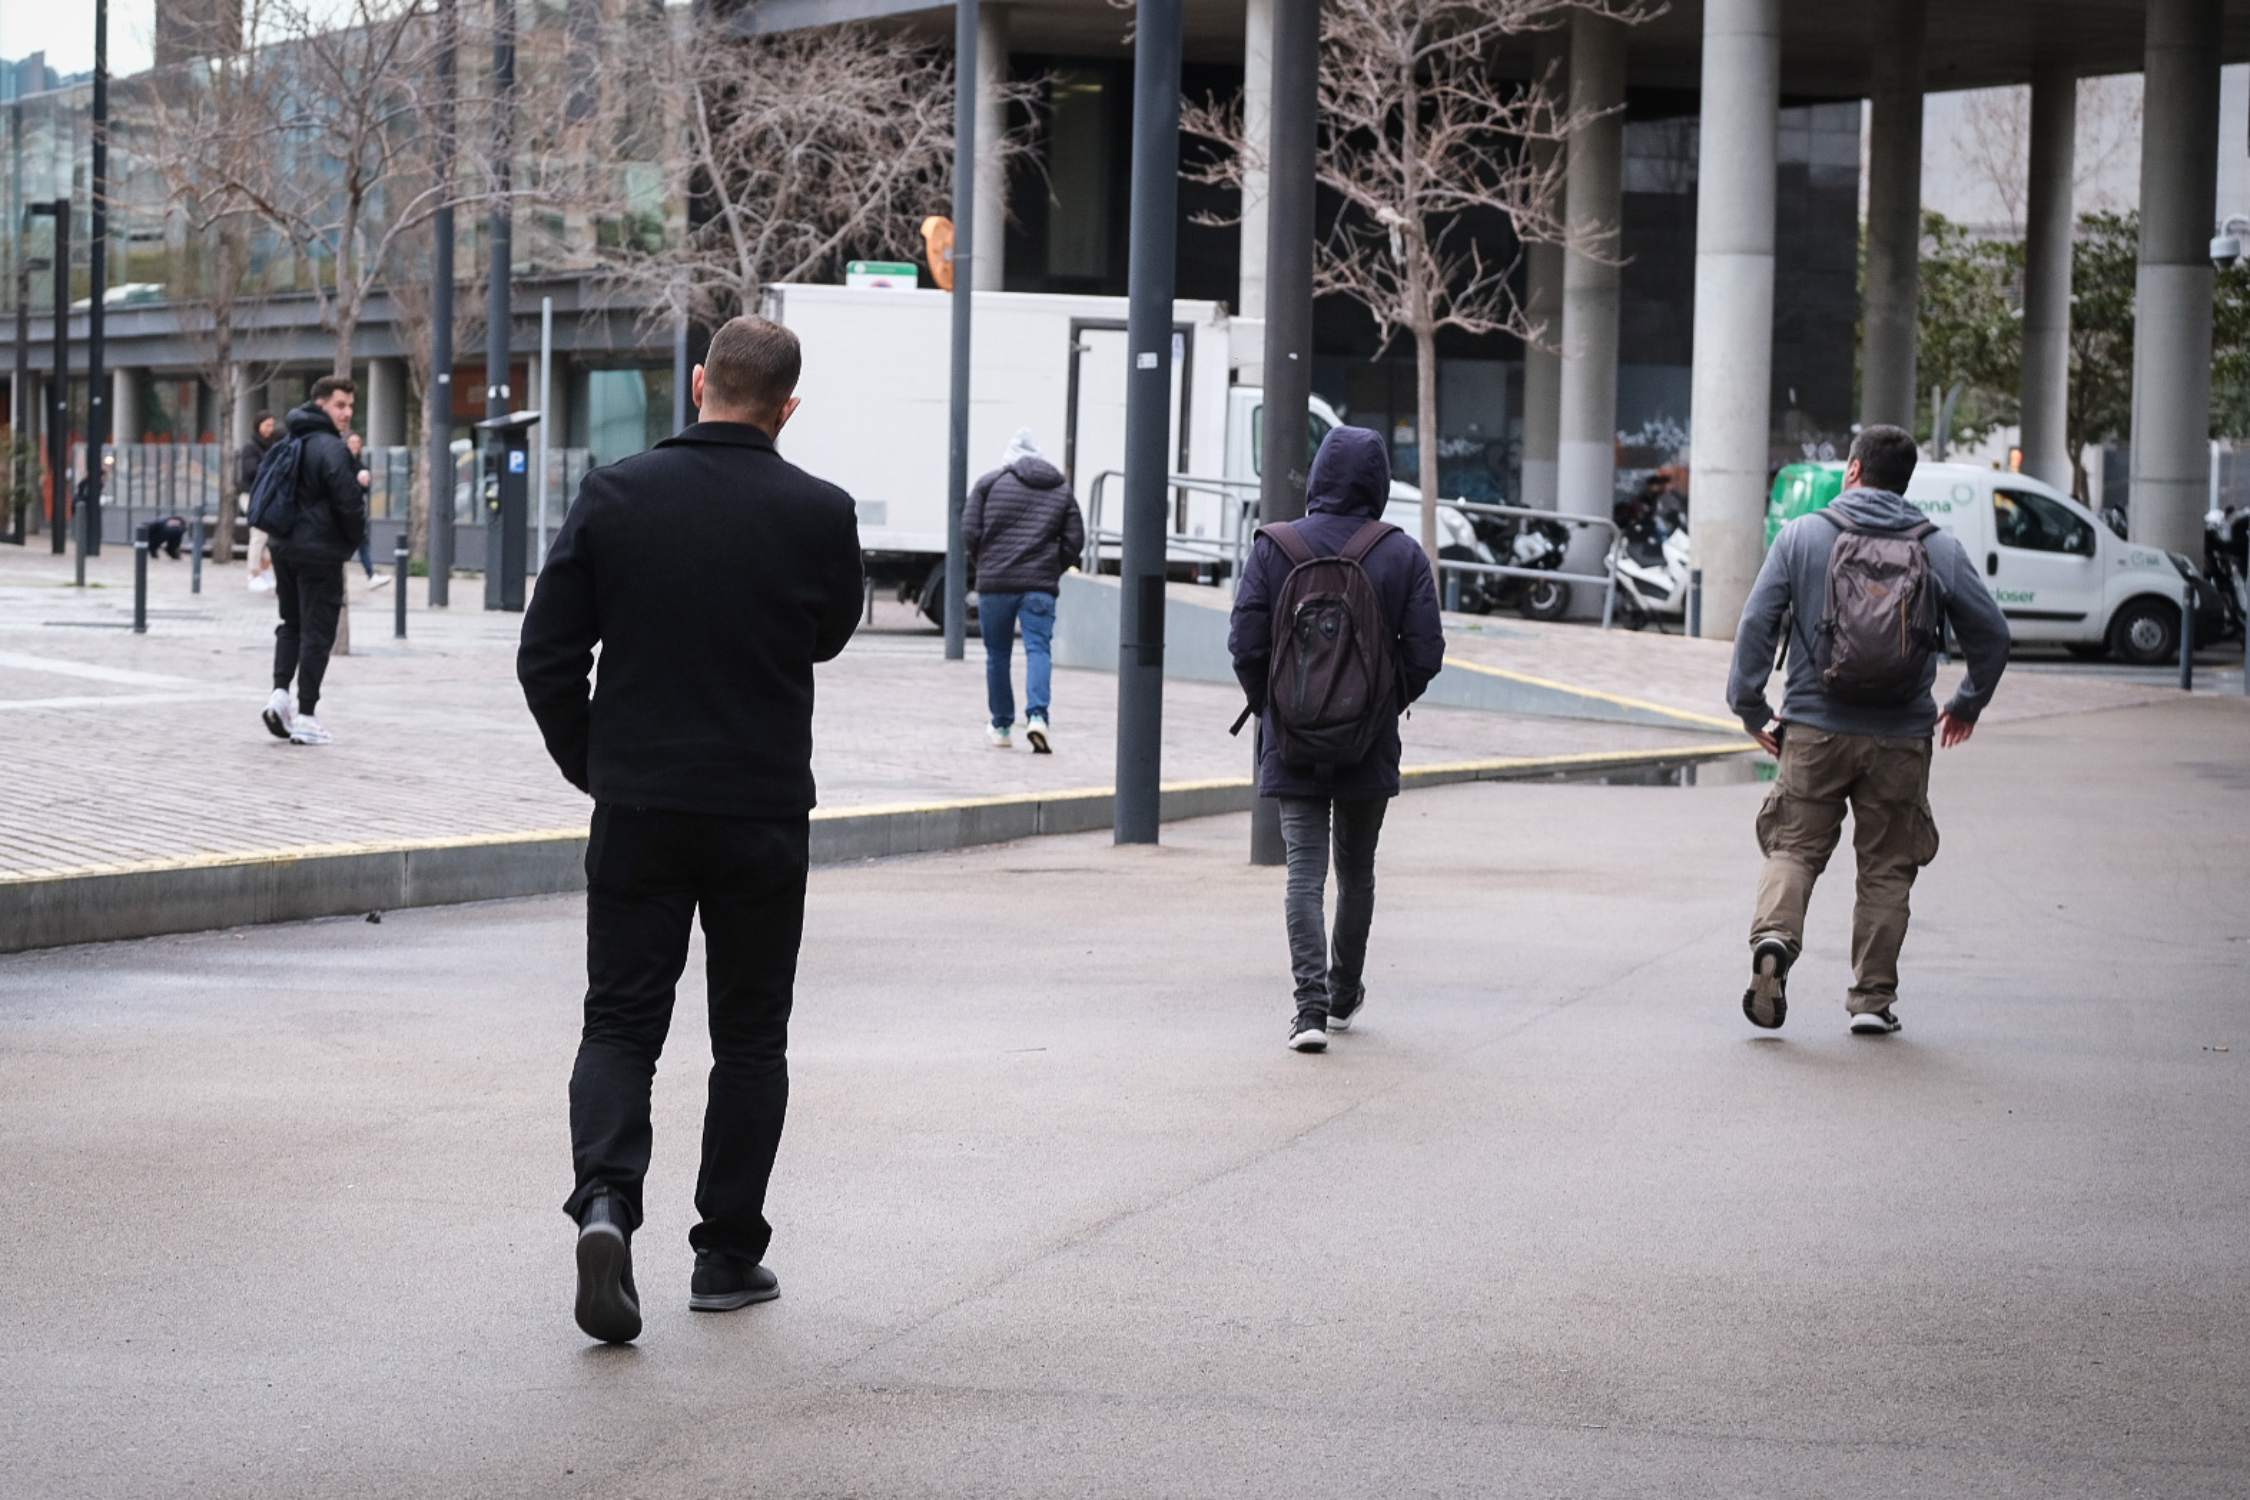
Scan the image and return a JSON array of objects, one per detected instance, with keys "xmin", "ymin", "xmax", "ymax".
[{"xmin": 1726, "ymin": 424, "xmax": 2010, "ymax": 1036}]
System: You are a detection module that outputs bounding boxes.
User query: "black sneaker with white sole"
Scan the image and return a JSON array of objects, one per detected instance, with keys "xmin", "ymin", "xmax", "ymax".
[
  {"xmin": 1742, "ymin": 938, "xmax": 1792, "ymax": 1030},
  {"xmin": 1849, "ymin": 1007, "xmax": 1902, "ymax": 1035},
  {"xmin": 689, "ymin": 1250, "xmax": 780, "ymax": 1312},
  {"xmin": 573, "ymin": 1193, "xmax": 642, "ymax": 1344},
  {"xmin": 1287, "ymin": 1016, "xmax": 1329, "ymax": 1053},
  {"xmin": 1327, "ymin": 984, "xmax": 1366, "ymax": 1032}
]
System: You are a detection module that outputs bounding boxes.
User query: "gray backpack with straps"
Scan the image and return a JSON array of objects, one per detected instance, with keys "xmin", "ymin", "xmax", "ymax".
[{"xmin": 1816, "ymin": 511, "xmax": 1945, "ymax": 705}]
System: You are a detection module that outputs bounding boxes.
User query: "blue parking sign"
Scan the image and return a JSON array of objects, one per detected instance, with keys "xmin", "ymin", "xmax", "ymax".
[{"xmin": 507, "ymin": 450, "xmax": 527, "ymax": 474}]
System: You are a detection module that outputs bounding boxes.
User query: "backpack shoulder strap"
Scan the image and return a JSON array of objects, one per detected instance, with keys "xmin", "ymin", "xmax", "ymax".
[
  {"xmin": 1906, "ymin": 520, "xmax": 1939, "ymax": 542},
  {"xmin": 1338, "ymin": 519, "xmax": 1396, "ymax": 564},
  {"xmin": 1259, "ymin": 522, "xmax": 1317, "ymax": 567}
]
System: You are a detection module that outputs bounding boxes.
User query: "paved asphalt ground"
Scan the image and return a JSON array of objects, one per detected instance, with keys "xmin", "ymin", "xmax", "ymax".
[{"xmin": 5, "ymin": 695, "xmax": 2246, "ymax": 1498}]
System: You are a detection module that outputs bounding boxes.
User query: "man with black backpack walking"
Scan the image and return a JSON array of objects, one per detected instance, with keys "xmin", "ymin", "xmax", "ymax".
[
  {"xmin": 252, "ymin": 377, "xmax": 366, "ymax": 747},
  {"xmin": 1229, "ymin": 426, "xmax": 1445, "ymax": 1054},
  {"xmin": 1726, "ymin": 424, "xmax": 2010, "ymax": 1036}
]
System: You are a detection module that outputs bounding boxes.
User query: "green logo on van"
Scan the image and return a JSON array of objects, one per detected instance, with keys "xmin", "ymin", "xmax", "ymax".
[{"xmin": 1994, "ymin": 589, "xmax": 2036, "ymax": 604}]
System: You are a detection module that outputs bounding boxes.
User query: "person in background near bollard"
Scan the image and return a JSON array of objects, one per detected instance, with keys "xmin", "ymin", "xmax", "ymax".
[
  {"xmin": 344, "ymin": 431, "xmax": 389, "ymax": 591},
  {"xmin": 963, "ymin": 428, "xmax": 1083, "ymax": 753},
  {"xmin": 518, "ymin": 315, "xmax": 864, "ymax": 1347},
  {"xmin": 146, "ymin": 514, "xmax": 189, "ymax": 559},
  {"xmin": 1727, "ymin": 424, "xmax": 2010, "ymax": 1037},
  {"xmin": 259, "ymin": 378, "xmax": 366, "ymax": 747},
  {"xmin": 240, "ymin": 412, "xmax": 279, "ymax": 593},
  {"xmin": 1229, "ymin": 427, "xmax": 1445, "ymax": 1054}
]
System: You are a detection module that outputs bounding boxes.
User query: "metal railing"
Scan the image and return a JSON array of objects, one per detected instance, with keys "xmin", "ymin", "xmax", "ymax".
[
  {"xmin": 1417, "ymin": 497, "xmax": 1624, "ymax": 627},
  {"xmin": 1082, "ymin": 470, "xmax": 1265, "ymax": 578}
]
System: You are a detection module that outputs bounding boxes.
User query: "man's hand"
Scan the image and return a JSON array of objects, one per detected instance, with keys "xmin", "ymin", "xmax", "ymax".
[
  {"xmin": 1937, "ymin": 709, "xmax": 1974, "ymax": 749},
  {"xmin": 1751, "ymin": 722, "xmax": 1783, "ymax": 757}
]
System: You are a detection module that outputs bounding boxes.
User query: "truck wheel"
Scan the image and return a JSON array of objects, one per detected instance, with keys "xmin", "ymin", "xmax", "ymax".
[
  {"xmin": 1520, "ymin": 578, "xmax": 1572, "ymax": 621},
  {"xmin": 2109, "ymin": 598, "xmax": 2180, "ymax": 667},
  {"xmin": 917, "ymin": 561, "xmax": 947, "ymax": 629}
]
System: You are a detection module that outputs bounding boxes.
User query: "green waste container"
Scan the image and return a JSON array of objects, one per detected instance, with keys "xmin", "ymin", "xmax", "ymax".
[{"xmin": 1766, "ymin": 462, "xmax": 1846, "ymax": 547}]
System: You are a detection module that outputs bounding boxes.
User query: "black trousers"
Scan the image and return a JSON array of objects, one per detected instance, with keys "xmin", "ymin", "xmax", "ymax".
[
  {"xmin": 271, "ymin": 555, "xmax": 345, "ymax": 715},
  {"xmin": 565, "ymin": 805, "xmax": 810, "ymax": 1264}
]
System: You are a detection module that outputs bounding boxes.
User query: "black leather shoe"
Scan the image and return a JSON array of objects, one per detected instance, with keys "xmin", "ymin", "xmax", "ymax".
[
  {"xmin": 575, "ymin": 1194, "xmax": 642, "ymax": 1344},
  {"xmin": 689, "ymin": 1250, "xmax": 780, "ymax": 1312}
]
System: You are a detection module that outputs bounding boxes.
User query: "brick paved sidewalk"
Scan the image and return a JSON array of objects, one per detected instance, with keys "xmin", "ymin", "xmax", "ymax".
[{"xmin": 0, "ymin": 547, "xmax": 1725, "ymax": 880}]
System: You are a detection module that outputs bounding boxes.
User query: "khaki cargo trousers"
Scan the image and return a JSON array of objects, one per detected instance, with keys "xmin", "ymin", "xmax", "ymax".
[{"xmin": 1751, "ymin": 727, "xmax": 1941, "ymax": 1013}]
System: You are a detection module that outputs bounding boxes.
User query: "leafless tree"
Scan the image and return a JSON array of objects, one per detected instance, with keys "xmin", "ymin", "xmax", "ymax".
[
  {"xmin": 1955, "ymin": 73, "xmax": 2145, "ymax": 237},
  {"xmin": 1185, "ymin": 0, "xmax": 1652, "ymax": 561},
  {"xmin": 155, "ymin": 0, "xmax": 503, "ymax": 377},
  {"xmin": 594, "ymin": 7, "xmax": 1038, "ymax": 333}
]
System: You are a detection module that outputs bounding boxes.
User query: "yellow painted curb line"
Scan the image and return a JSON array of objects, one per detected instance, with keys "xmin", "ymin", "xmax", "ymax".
[
  {"xmin": 1440, "ymin": 654, "xmax": 1747, "ymax": 734},
  {"xmin": 0, "ymin": 741, "xmax": 1757, "ymax": 890}
]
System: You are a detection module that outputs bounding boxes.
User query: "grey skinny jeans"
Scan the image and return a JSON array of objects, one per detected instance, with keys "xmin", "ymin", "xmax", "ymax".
[{"xmin": 1278, "ymin": 795, "xmax": 1390, "ymax": 1021}]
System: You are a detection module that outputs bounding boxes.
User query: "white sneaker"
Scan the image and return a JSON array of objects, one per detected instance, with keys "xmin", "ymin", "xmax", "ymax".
[
  {"xmin": 1025, "ymin": 716, "xmax": 1052, "ymax": 754},
  {"xmin": 262, "ymin": 688, "xmax": 296, "ymax": 740},
  {"xmin": 248, "ymin": 573, "xmax": 275, "ymax": 594},
  {"xmin": 368, "ymin": 573, "xmax": 392, "ymax": 591},
  {"xmin": 988, "ymin": 724, "xmax": 1013, "ymax": 749},
  {"xmin": 289, "ymin": 714, "xmax": 334, "ymax": 746}
]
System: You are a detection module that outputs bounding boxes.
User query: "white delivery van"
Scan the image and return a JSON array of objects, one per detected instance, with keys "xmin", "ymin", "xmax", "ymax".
[
  {"xmin": 1776, "ymin": 461, "xmax": 2208, "ymax": 665},
  {"xmin": 762, "ymin": 283, "xmax": 1481, "ymax": 619}
]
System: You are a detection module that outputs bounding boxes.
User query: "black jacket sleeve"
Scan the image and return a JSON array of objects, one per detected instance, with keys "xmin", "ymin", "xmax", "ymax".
[
  {"xmin": 516, "ymin": 474, "xmax": 602, "ymax": 792},
  {"xmin": 319, "ymin": 438, "xmax": 367, "ymax": 552},
  {"xmin": 963, "ymin": 470, "xmax": 996, "ymax": 560},
  {"xmin": 1228, "ymin": 534, "xmax": 1276, "ymax": 710},
  {"xmin": 813, "ymin": 495, "xmax": 865, "ymax": 664},
  {"xmin": 1397, "ymin": 542, "xmax": 1445, "ymax": 705},
  {"xmin": 1059, "ymin": 492, "xmax": 1086, "ymax": 573}
]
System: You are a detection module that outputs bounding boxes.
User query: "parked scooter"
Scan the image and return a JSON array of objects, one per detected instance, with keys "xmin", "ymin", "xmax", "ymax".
[
  {"xmin": 1607, "ymin": 489, "xmax": 1692, "ymax": 630},
  {"xmin": 1458, "ymin": 511, "xmax": 1573, "ymax": 619}
]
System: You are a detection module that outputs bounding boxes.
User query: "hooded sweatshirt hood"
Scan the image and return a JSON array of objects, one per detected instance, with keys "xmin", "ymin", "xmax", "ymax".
[
  {"xmin": 1305, "ymin": 425, "xmax": 1390, "ymax": 519},
  {"xmin": 286, "ymin": 402, "xmax": 342, "ymax": 441},
  {"xmin": 1828, "ymin": 486, "xmax": 1928, "ymax": 532},
  {"xmin": 1010, "ymin": 455, "xmax": 1067, "ymax": 489}
]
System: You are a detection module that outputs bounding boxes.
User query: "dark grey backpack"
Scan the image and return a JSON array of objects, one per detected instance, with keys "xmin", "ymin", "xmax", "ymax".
[
  {"xmin": 1816, "ymin": 512, "xmax": 1944, "ymax": 705},
  {"xmin": 1259, "ymin": 518, "xmax": 1399, "ymax": 769}
]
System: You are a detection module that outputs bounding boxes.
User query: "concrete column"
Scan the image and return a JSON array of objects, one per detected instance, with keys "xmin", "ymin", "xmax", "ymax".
[
  {"xmin": 1861, "ymin": 0, "xmax": 1924, "ymax": 429},
  {"xmin": 1518, "ymin": 27, "xmax": 1566, "ymax": 512},
  {"xmin": 1238, "ymin": 0, "xmax": 1273, "ymax": 333},
  {"xmin": 111, "ymin": 368, "xmax": 141, "ymax": 446},
  {"xmin": 971, "ymin": 3, "xmax": 1010, "ymax": 292},
  {"xmin": 365, "ymin": 356, "xmax": 408, "ymax": 447},
  {"xmin": 1689, "ymin": 0, "xmax": 1779, "ymax": 641},
  {"xmin": 2018, "ymin": 61, "xmax": 2076, "ymax": 493},
  {"xmin": 1556, "ymin": 10, "xmax": 1625, "ymax": 573},
  {"xmin": 2129, "ymin": 0, "xmax": 2223, "ymax": 557}
]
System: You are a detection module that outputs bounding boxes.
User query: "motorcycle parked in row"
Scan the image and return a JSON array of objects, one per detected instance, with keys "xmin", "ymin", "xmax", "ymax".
[
  {"xmin": 1455, "ymin": 510, "xmax": 1574, "ymax": 620},
  {"xmin": 1607, "ymin": 488, "xmax": 1692, "ymax": 630},
  {"xmin": 2206, "ymin": 505, "xmax": 2249, "ymax": 638}
]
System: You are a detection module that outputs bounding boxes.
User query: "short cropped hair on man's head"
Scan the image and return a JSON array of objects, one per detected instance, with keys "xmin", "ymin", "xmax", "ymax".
[
  {"xmin": 701, "ymin": 316, "xmax": 802, "ymax": 418},
  {"xmin": 1848, "ymin": 424, "xmax": 1918, "ymax": 495},
  {"xmin": 310, "ymin": 376, "xmax": 357, "ymax": 403}
]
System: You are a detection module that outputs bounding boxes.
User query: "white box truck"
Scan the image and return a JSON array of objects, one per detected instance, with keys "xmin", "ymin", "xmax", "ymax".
[{"xmin": 761, "ymin": 283, "xmax": 1480, "ymax": 621}]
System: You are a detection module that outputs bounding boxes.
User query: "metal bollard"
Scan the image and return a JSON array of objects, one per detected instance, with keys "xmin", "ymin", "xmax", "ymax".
[
  {"xmin": 864, "ymin": 575, "xmax": 876, "ymax": 627},
  {"xmin": 2180, "ymin": 592, "xmax": 2196, "ymax": 692},
  {"xmin": 190, "ymin": 512, "xmax": 204, "ymax": 595},
  {"xmin": 1687, "ymin": 567, "xmax": 1703, "ymax": 638},
  {"xmin": 133, "ymin": 524, "xmax": 150, "ymax": 634},
  {"xmin": 394, "ymin": 544, "xmax": 410, "ymax": 640},
  {"xmin": 1444, "ymin": 568, "xmax": 1462, "ymax": 614}
]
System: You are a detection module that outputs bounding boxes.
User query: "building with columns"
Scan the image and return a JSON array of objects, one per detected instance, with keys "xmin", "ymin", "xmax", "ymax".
[{"xmin": 5, "ymin": 0, "xmax": 2247, "ymax": 637}]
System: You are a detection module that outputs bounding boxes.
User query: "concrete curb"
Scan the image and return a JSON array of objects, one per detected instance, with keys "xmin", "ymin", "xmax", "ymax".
[{"xmin": 0, "ymin": 742, "xmax": 1755, "ymax": 953}]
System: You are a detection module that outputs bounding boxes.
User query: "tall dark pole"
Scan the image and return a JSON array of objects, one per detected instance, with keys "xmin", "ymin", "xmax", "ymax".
[
  {"xmin": 1248, "ymin": 0, "xmax": 1318, "ymax": 866},
  {"xmin": 84, "ymin": 0, "xmax": 108, "ymax": 557},
  {"xmin": 10, "ymin": 101, "xmax": 27, "ymax": 546},
  {"xmin": 942, "ymin": 0, "xmax": 979, "ymax": 662},
  {"xmin": 32, "ymin": 200, "xmax": 68, "ymax": 556},
  {"xmin": 485, "ymin": 0, "xmax": 515, "ymax": 426},
  {"xmin": 427, "ymin": 0, "xmax": 458, "ymax": 606},
  {"xmin": 1113, "ymin": 0, "xmax": 1183, "ymax": 845}
]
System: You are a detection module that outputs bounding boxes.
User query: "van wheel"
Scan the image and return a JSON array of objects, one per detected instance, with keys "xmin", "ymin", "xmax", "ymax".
[
  {"xmin": 918, "ymin": 562, "xmax": 978, "ymax": 631},
  {"xmin": 2109, "ymin": 598, "xmax": 2180, "ymax": 666},
  {"xmin": 1521, "ymin": 578, "xmax": 1572, "ymax": 621}
]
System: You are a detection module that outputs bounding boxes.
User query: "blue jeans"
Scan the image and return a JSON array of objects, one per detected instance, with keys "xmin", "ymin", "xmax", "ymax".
[{"xmin": 978, "ymin": 590, "xmax": 1054, "ymax": 729}]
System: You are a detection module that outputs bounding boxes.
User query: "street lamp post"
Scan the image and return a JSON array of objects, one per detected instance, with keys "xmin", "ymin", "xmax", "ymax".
[
  {"xmin": 1113, "ymin": 0, "xmax": 1184, "ymax": 844},
  {"xmin": 84, "ymin": 0, "xmax": 109, "ymax": 558},
  {"xmin": 29, "ymin": 199, "xmax": 68, "ymax": 559},
  {"xmin": 942, "ymin": 0, "xmax": 979, "ymax": 663},
  {"xmin": 427, "ymin": 0, "xmax": 459, "ymax": 606}
]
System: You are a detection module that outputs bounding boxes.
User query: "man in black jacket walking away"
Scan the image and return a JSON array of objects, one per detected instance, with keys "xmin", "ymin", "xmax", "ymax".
[
  {"xmin": 263, "ymin": 379, "xmax": 366, "ymax": 746},
  {"xmin": 964, "ymin": 429, "xmax": 1084, "ymax": 752},
  {"xmin": 1229, "ymin": 427, "xmax": 1445, "ymax": 1053},
  {"xmin": 519, "ymin": 316, "xmax": 864, "ymax": 1345}
]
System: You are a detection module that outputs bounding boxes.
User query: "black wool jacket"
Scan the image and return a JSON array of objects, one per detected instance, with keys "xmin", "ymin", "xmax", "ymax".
[
  {"xmin": 517, "ymin": 421, "xmax": 865, "ymax": 818},
  {"xmin": 271, "ymin": 404, "xmax": 367, "ymax": 564}
]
